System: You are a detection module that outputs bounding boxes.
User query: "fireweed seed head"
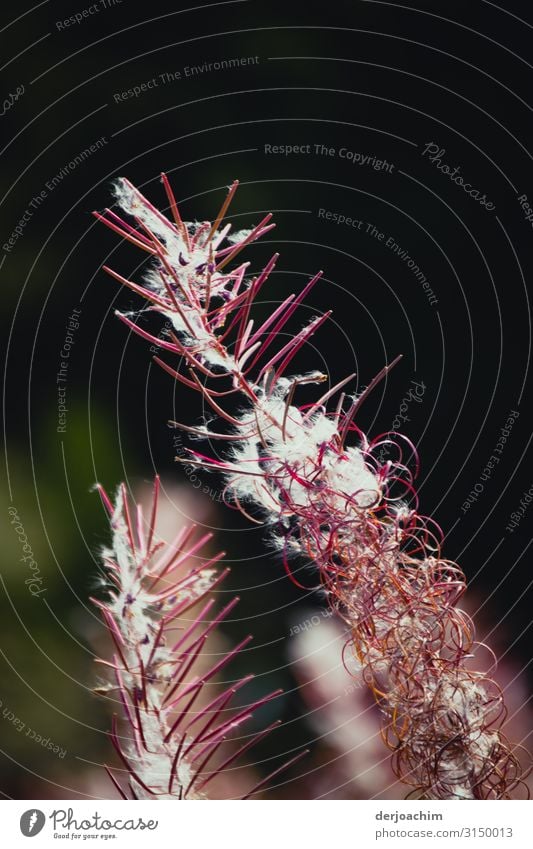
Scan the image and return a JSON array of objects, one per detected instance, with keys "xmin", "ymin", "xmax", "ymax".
[
  {"xmin": 95, "ymin": 176, "xmax": 531, "ymax": 799},
  {"xmin": 92, "ymin": 476, "xmax": 307, "ymax": 799}
]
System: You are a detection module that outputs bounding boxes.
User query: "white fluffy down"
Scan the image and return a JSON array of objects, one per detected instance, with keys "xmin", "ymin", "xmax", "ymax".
[{"xmin": 225, "ymin": 391, "xmax": 380, "ymax": 527}]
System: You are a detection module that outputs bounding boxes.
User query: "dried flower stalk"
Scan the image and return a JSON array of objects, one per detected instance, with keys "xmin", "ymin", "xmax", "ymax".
[{"xmin": 94, "ymin": 176, "xmax": 530, "ymax": 799}]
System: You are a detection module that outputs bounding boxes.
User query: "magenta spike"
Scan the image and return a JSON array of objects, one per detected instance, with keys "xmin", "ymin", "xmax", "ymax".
[
  {"xmin": 215, "ymin": 281, "xmax": 264, "ymax": 339},
  {"xmin": 99, "ymin": 607, "xmax": 129, "ymax": 671},
  {"xmin": 185, "ymin": 375, "xmax": 244, "ymax": 426},
  {"xmin": 163, "ymin": 684, "xmax": 206, "ymax": 746},
  {"xmin": 145, "ymin": 474, "xmax": 160, "ymax": 555},
  {"xmin": 158, "ymin": 270, "xmax": 181, "ymax": 311},
  {"xmin": 114, "ymin": 664, "xmax": 136, "ymax": 736},
  {"xmin": 207, "ymin": 180, "xmax": 239, "ymax": 243},
  {"xmin": 162, "ymin": 567, "xmax": 230, "ymax": 623},
  {"xmin": 270, "ymin": 312, "xmax": 332, "ymax": 383},
  {"xmin": 184, "ymin": 674, "xmax": 255, "ymax": 733},
  {"xmin": 109, "ymin": 716, "xmax": 153, "ymax": 795},
  {"xmin": 257, "ymin": 311, "xmax": 332, "ymax": 382},
  {"xmin": 132, "ymin": 689, "xmax": 147, "ymax": 750},
  {"xmin": 215, "ymin": 222, "xmax": 276, "ymax": 261},
  {"xmin": 170, "ymin": 598, "xmax": 216, "ymax": 653},
  {"xmin": 104, "ymin": 765, "xmax": 130, "ymax": 800},
  {"xmin": 183, "ymin": 688, "xmax": 238, "ymax": 752},
  {"xmin": 162, "ymin": 339, "xmax": 222, "ymax": 379},
  {"xmin": 160, "ymin": 172, "xmax": 190, "ymax": 246},
  {"xmin": 216, "ymin": 214, "xmax": 274, "ymax": 269},
  {"xmin": 133, "ymin": 214, "xmax": 167, "ymax": 255},
  {"xmin": 188, "ymin": 635, "xmax": 254, "ymax": 692},
  {"xmin": 188, "ymin": 688, "xmax": 283, "ymax": 754},
  {"xmin": 162, "ymin": 636, "xmax": 209, "ymax": 708},
  {"xmin": 303, "ymin": 372, "xmax": 357, "ymax": 420},
  {"xmin": 211, "ymin": 222, "xmax": 232, "ymax": 250},
  {"xmin": 168, "ymin": 420, "xmax": 257, "ymax": 442},
  {"xmin": 115, "ymin": 312, "xmax": 180, "ymax": 353},
  {"xmin": 103, "ymin": 265, "xmax": 171, "ymax": 308},
  {"xmin": 187, "ymin": 715, "xmax": 253, "ymax": 764},
  {"xmin": 234, "ymin": 277, "xmax": 264, "ymax": 351},
  {"xmin": 247, "ymin": 271, "xmax": 324, "ymax": 368},
  {"xmin": 195, "ymin": 720, "xmax": 282, "ymax": 792},
  {"xmin": 173, "ymin": 596, "xmax": 240, "ymax": 656},
  {"xmin": 92, "ymin": 211, "xmax": 158, "ymax": 255},
  {"xmin": 167, "ymin": 733, "xmax": 188, "ymax": 795},
  {"xmin": 145, "ymin": 619, "xmax": 165, "ymax": 671},
  {"xmin": 156, "ymin": 249, "xmax": 200, "ymax": 309},
  {"xmin": 246, "ymin": 293, "xmax": 296, "ymax": 349},
  {"xmin": 169, "ymin": 686, "xmax": 237, "ymax": 753},
  {"xmin": 154, "ymin": 557, "xmax": 224, "ymax": 602},
  {"xmin": 191, "ymin": 221, "xmax": 210, "ymax": 248},
  {"xmin": 120, "ymin": 483, "xmax": 136, "ymax": 557},
  {"xmin": 96, "ymin": 484, "xmax": 114, "ymax": 517},
  {"xmin": 153, "ymin": 357, "xmax": 200, "ymax": 390},
  {"xmin": 136, "ymin": 650, "xmax": 148, "ymax": 707},
  {"xmin": 237, "ymin": 341, "xmax": 262, "ymax": 371},
  {"xmin": 121, "ymin": 177, "xmax": 177, "ymax": 235},
  {"xmin": 135, "ymin": 503, "xmax": 146, "ymax": 554},
  {"xmin": 235, "ymin": 318, "xmax": 255, "ymax": 360},
  {"xmin": 147, "ymin": 524, "xmax": 198, "ymax": 585},
  {"xmin": 184, "ymin": 738, "xmax": 227, "ymax": 798},
  {"xmin": 155, "ymin": 530, "xmax": 212, "ymax": 581},
  {"xmin": 339, "ymin": 354, "xmax": 403, "ymax": 446},
  {"xmin": 102, "ymin": 208, "xmax": 154, "ymax": 246}
]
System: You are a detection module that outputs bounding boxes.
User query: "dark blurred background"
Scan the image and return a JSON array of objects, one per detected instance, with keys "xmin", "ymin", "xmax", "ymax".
[{"xmin": 1, "ymin": 0, "xmax": 533, "ymax": 799}]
